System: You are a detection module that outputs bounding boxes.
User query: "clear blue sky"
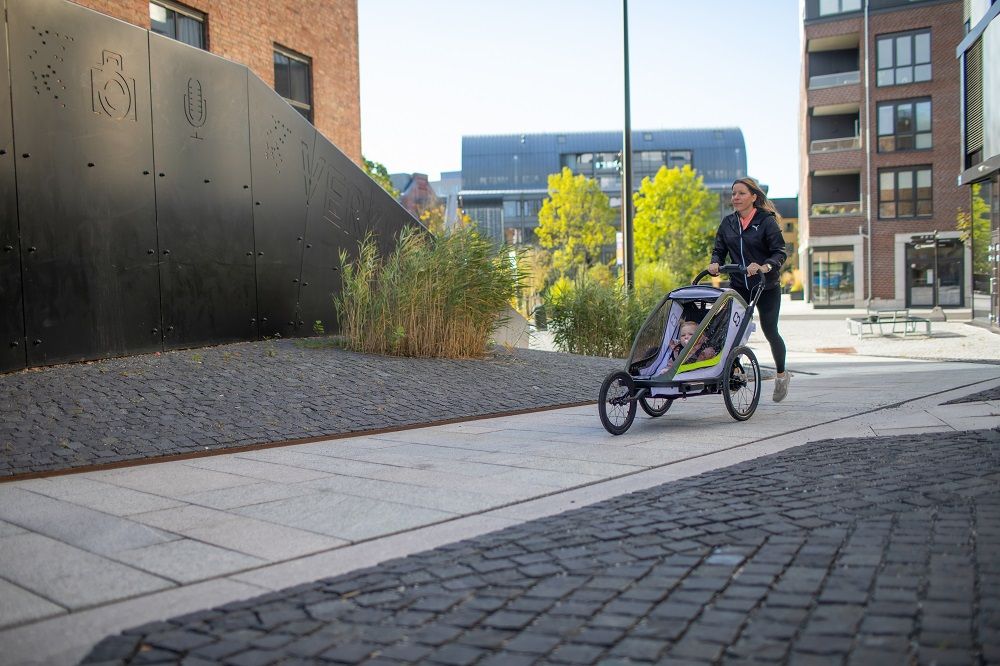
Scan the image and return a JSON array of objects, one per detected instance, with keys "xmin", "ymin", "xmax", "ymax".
[{"xmin": 358, "ymin": 1, "xmax": 802, "ymax": 198}]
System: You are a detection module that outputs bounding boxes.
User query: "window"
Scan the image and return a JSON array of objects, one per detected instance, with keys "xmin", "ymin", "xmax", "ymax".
[
  {"xmin": 879, "ymin": 167, "xmax": 932, "ymax": 218},
  {"xmin": 819, "ymin": 0, "xmax": 861, "ymax": 15},
  {"xmin": 149, "ymin": 1, "xmax": 205, "ymax": 49},
  {"xmin": 877, "ymin": 30, "xmax": 931, "ymax": 86},
  {"xmin": 273, "ymin": 46, "xmax": 313, "ymax": 122},
  {"xmin": 877, "ymin": 99, "xmax": 932, "ymax": 151},
  {"xmin": 668, "ymin": 150, "xmax": 692, "ymax": 167}
]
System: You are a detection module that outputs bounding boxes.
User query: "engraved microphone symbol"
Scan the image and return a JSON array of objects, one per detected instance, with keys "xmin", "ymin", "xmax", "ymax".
[{"xmin": 184, "ymin": 78, "xmax": 207, "ymax": 137}]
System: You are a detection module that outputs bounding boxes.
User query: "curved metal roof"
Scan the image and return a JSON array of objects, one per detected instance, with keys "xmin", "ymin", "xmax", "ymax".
[{"xmin": 461, "ymin": 128, "xmax": 747, "ymax": 192}]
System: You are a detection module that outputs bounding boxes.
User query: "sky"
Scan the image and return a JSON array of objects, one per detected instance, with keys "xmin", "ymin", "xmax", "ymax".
[{"xmin": 358, "ymin": 0, "xmax": 802, "ymax": 198}]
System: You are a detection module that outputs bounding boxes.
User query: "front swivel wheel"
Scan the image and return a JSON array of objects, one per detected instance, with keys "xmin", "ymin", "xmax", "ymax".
[{"xmin": 598, "ymin": 371, "xmax": 637, "ymax": 435}]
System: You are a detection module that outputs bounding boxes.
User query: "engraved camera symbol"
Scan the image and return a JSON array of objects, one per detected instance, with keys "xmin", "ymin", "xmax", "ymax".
[
  {"xmin": 91, "ymin": 50, "xmax": 136, "ymax": 121},
  {"xmin": 184, "ymin": 77, "xmax": 207, "ymax": 139}
]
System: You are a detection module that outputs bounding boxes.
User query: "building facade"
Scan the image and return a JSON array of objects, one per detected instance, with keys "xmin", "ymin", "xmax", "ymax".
[
  {"xmin": 958, "ymin": 0, "xmax": 1000, "ymax": 328},
  {"xmin": 800, "ymin": 0, "xmax": 965, "ymax": 309},
  {"xmin": 773, "ymin": 197, "xmax": 801, "ymax": 276},
  {"xmin": 459, "ymin": 129, "xmax": 747, "ymax": 246},
  {"xmin": 69, "ymin": 0, "xmax": 362, "ymax": 163},
  {"xmin": 389, "ymin": 173, "xmax": 438, "ymax": 219}
]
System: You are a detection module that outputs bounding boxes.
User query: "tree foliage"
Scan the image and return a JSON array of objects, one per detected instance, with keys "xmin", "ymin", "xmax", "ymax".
[
  {"xmin": 536, "ymin": 167, "xmax": 617, "ymax": 277},
  {"xmin": 419, "ymin": 203, "xmax": 446, "ymax": 235},
  {"xmin": 633, "ymin": 165, "xmax": 719, "ymax": 285},
  {"xmin": 362, "ymin": 156, "xmax": 400, "ymax": 199},
  {"xmin": 957, "ymin": 182, "xmax": 991, "ymax": 275}
]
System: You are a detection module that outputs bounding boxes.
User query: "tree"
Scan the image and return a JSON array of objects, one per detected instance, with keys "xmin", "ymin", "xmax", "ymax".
[
  {"xmin": 633, "ymin": 165, "xmax": 719, "ymax": 285},
  {"xmin": 536, "ymin": 167, "xmax": 617, "ymax": 277},
  {"xmin": 419, "ymin": 203, "xmax": 446, "ymax": 235},
  {"xmin": 362, "ymin": 156, "xmax": 400, "ymax": 198},
  {"xmin": 957, "ymin": 182, "xmax": 991, "ymax": 276}
]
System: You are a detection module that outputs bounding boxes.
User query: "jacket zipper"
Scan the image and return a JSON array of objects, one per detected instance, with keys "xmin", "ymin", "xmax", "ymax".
[{"xmin": 737, "ymin": 212, "xmax": 750, "ymax": 290}]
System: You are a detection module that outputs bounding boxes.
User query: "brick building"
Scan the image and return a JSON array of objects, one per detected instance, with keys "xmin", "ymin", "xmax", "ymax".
[
  {"xmin": 69, "ymin": 0, "xmax": 362, "ymax": 163},
  {"xmin": 800, "ymin": 0, "xmax": 965, "ymax": 309}
]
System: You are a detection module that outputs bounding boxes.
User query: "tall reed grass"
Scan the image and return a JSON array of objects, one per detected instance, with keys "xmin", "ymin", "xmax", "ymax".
[
  {"xmin": 546, "ymin": 277, "xmax": 652, "ymax": 358},
  {"xmin": 335, "ymin": 227, "xmax": 524, "ymax": 358}
]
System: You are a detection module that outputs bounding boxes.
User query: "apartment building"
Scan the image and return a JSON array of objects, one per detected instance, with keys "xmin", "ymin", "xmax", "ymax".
[
  {"xmin": 69, "ymin": 0, "xmax": 362, "ymax": 162},
  {"xmin": 800, "ymin": 0, "xmax": 964, "ymax": 309}
]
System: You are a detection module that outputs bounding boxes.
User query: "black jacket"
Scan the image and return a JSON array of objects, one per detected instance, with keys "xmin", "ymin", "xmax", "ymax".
[{"xmin": 710, "ymin": 208, "xmax": 787, "ymax": 292}]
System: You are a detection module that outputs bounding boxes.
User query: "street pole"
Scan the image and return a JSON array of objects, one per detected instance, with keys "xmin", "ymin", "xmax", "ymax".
[
  {"xmin": 930, "ymin": 229, "xmax": 947, "ymax": 321},
  {"xmin": 621, "ymin": 0, "xmax": 634, "ymax": 290}
]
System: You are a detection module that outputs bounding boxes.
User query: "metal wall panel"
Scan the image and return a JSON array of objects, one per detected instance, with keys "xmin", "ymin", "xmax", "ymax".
[
  {"xmin": 247, "ymin": 74, "xmax": 313, "ymax": 339},
  {"xmin": 150, "ymin": 34, "xmax": 256, "ymax": 349},
  {"xmin": 8, "ymin": 0, "xmax": 160, "ymax": 365},
  {"xmin": 0, "ymin": 1, "xmax": 27, "ymax": 372},
  {"xmin": 297, "ymin": 131, "xmax": 419, "ymax": 333}
]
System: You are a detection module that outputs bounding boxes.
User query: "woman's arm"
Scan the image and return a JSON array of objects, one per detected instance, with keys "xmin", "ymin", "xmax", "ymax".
[{"xmin": 710, "ymin": 221, "xmax": 729, "ymax": 266}]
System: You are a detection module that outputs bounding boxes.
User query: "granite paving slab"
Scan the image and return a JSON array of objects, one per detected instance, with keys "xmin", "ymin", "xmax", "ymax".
[
  {"xmin": 82, "ymin": 428, "xmax": 1000, "ymax": 665},
  {"xmin": 0, "ymin": 343, "xmax": 620, "ymax": 478}
]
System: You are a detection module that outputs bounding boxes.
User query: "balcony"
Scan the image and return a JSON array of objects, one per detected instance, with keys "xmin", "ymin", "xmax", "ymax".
[
  {"xmin": 811, "ymin": 171, "xmax": 861, "ymax": 217},
  {"xmin": 809, "ymin": 70, "xmax": 860, "ymax": 89},
  {"xmin": 810, "ymin": 201, "xmax": 862, "ymax": 217},
  {"xmin": 810, "ymin": 135, "xmax": 862, "ymax": 153}
]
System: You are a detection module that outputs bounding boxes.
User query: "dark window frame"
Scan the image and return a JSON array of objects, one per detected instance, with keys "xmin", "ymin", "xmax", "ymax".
[
  {"xmin": 876, "ymin": 98, "xmax": 932, "ymax": 152},
  {"xmin": 876, "ymin": 29, "xmax": 932, "ymax": 87},
  {"xmin": 149, "ymin": 0, "xmax": 207, "ymax": 50},
  {"xmin": 878, "ymin": 166, "xmax": 933, "ymax": 219},
  {"xmin": 273, "ymin": 44, "xmax": 313, "ymax": 122}
]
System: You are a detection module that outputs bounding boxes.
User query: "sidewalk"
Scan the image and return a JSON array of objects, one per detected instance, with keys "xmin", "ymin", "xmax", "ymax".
[{"xmin": 1, "ymin": 349, "xmax": 998, "ymax": 664}]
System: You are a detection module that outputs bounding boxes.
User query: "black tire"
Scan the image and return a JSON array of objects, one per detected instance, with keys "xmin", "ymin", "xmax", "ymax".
[
  {"xmin": 639, "ymin": 396, "xmax": 672, "ymax": 417},
  {"xmin": 598, "ymin": 371, "xmax": 637, "ymax": 435},
  {"xmin": 723, "ymin": 346, "xmax": 761, "ymax": 421}
]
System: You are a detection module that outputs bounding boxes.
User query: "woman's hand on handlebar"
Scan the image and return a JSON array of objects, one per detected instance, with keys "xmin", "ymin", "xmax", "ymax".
[{"xmin": 707, "ymin": 262, "xmax": 720, "ymax": 276}]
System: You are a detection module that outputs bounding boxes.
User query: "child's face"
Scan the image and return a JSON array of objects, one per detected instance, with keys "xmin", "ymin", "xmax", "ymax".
[{"xmin": 679, "ymin": 324, "xmax": 697, "ymax": 345}]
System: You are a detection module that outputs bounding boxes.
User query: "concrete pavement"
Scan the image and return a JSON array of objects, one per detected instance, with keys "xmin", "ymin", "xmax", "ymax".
[{"xmin": 0, "ymin": 349, "xmax": 998, "ymax": 664}]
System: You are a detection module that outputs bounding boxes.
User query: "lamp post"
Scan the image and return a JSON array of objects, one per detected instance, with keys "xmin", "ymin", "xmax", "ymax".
[{"xmin": 621, "ymin": 0, "xmax": 635, "ymax": 290}]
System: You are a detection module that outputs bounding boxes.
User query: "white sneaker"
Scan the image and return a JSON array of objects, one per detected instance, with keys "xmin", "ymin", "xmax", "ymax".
[{"xmin": 773, "ymin": 373, "xmax": 790, "ymax": 402}]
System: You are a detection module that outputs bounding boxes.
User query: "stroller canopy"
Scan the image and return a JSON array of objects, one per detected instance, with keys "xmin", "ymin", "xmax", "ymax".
[{"xmin": 627, "ymin": 285, "xmax": 752, "ymax": 382}]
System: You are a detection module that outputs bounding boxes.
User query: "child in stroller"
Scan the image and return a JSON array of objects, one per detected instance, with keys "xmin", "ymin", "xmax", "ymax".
[{"xmin": 658, "ymin": 320, "xmax": 717, "ymax": 375}]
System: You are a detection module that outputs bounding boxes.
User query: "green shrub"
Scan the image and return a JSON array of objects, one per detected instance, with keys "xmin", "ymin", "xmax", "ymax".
[
  {"xmin": 335, "ymin": 226, "xmax": 524, "ymax": 358},
  {"xmin": 546, "ymin": 276, "xmax": 651, "ymax": 358}
]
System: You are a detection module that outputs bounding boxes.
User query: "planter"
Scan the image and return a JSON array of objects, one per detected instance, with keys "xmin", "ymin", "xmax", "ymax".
[{"xmin": 790, "ymin": 291, "xmax": 804, "ymax": 301}]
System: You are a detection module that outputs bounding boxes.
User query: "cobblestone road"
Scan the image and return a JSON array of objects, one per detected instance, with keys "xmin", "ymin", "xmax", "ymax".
[
  {"xmin": 946, "ymin": 384, "xmax": 1000, "ymax": 404},
  {"xmin": 0, "ymin": 342, "xmax": 618, "ymax": 478},
  {"xmin": 83, "ymin": 428, "xmax": 1000, "ymax": 665}
]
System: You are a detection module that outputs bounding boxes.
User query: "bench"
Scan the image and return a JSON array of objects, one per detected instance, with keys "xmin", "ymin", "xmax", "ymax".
[{"xmin": 846, "ymin": 308, "xmax": 932, "ymax": 338}]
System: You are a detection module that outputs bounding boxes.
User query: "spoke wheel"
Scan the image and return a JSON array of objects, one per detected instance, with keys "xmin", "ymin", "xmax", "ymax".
[
  {"xmin": 723, "ymin": 346, "xmax": 761, "ymax": 421},
  {"xmin": 639, "ymin": 396, "xmax": 672, "ymax": 418},
  {"xmin": 598, "ymin": 371, "xmax": 637, "ymax": 435}
]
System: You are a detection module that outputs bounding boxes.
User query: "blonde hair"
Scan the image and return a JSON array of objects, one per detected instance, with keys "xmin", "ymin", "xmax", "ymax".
[{"xmin": 733, "ymin": 177, "xmax": 781, "ymax": 221}]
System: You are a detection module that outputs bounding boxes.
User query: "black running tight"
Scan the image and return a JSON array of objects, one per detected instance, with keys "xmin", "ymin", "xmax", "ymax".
[{"xmin": 734, "ymin": 285, "xmax": 786, "ymax": 374}]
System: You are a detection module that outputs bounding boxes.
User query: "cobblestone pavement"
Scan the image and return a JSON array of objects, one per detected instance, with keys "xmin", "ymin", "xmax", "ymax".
[
  {"xmin": 83, "ymin": 428, "xmax": 1000, "ymax": 665},
  {"xmin": 0, "ymin": 342, "xmax": 619, "ymax": 478},
  {"xmin": 946, "ymin": 385, "xmax": 1000, "ymax": 405}
]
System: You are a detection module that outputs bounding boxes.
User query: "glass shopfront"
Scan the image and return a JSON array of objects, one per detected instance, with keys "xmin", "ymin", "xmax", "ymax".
[
  {"xmin": 970, "ymin": 179, "xmax": 994, "ymax": 322},
  {"xmin": 810, "ymin": 247, "xmax": 855, "ymax": 307},
  {"xmin": 905, "ymin": 238, "xmax": 964, "ymax": 307}
]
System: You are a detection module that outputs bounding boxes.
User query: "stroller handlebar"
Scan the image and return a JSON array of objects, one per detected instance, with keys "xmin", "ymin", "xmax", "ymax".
[{"xmin": 692, "ymin": 264, "xmax": 745, "ymax": 285}]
